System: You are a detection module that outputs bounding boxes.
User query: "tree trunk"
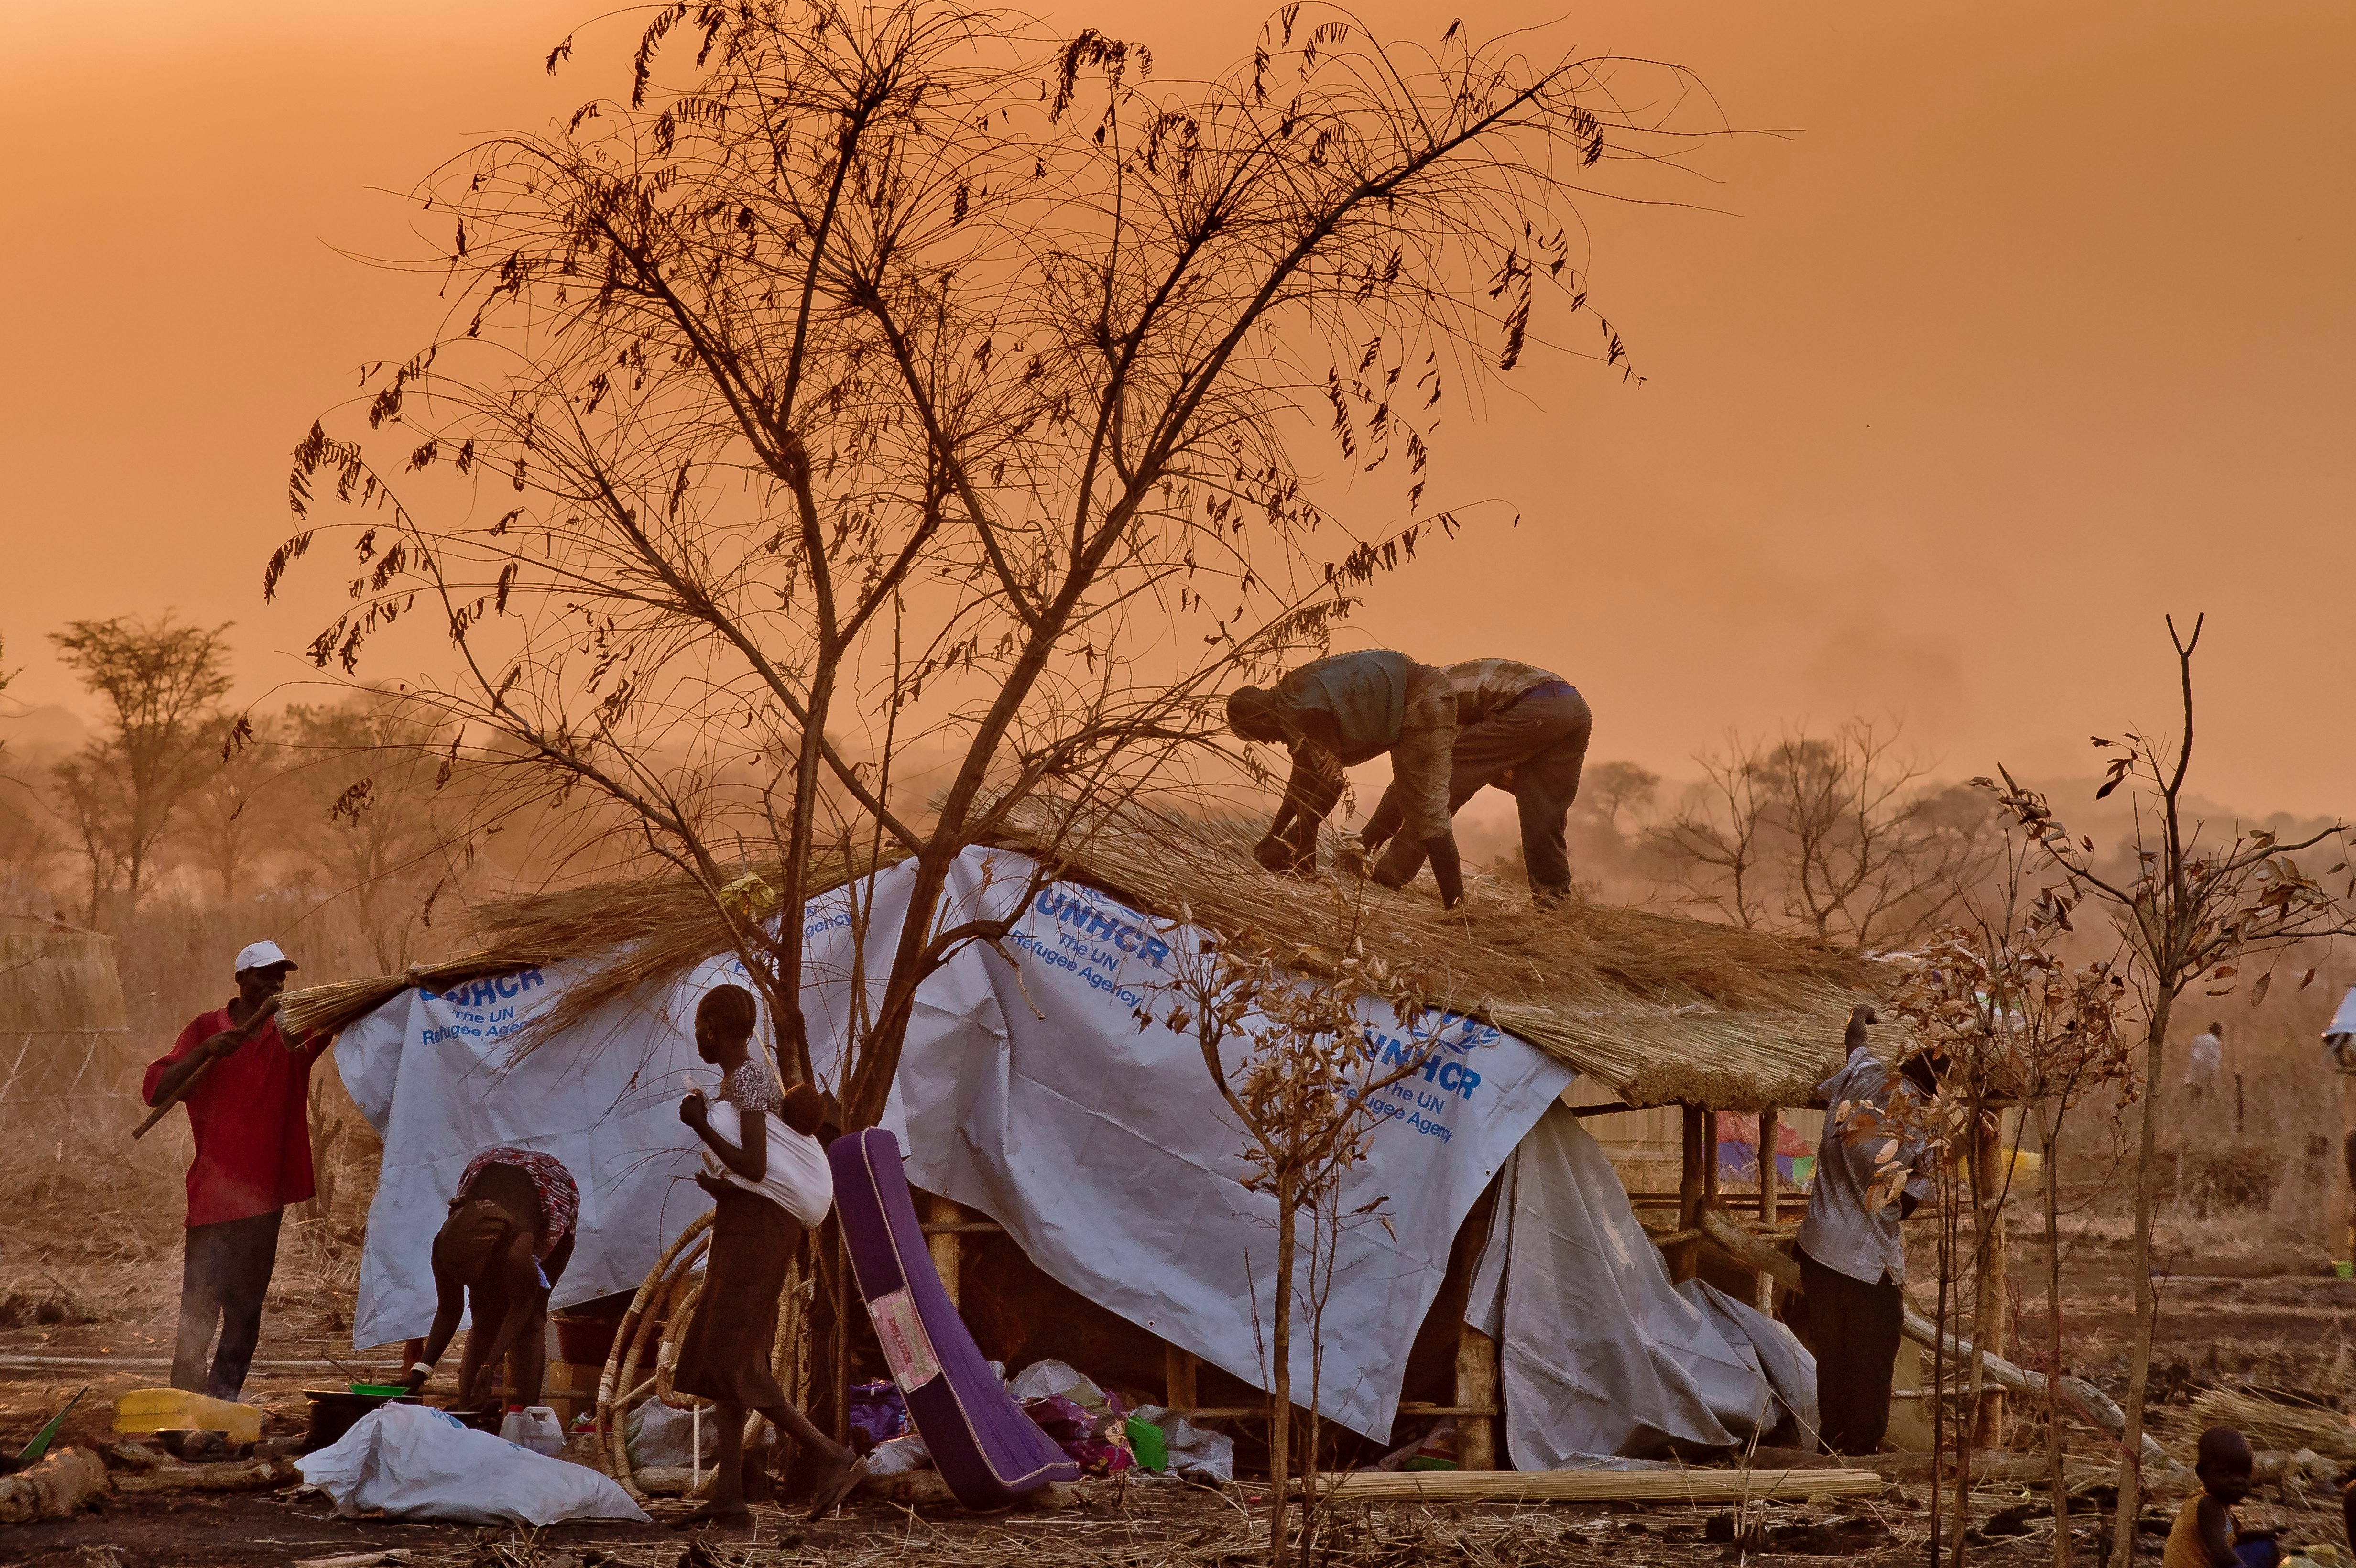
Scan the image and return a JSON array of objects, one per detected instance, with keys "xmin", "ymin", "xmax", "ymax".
[
  {"xmin": 1973, "ymin": 1111, "xmax": 2006, "ymax": 1450},
  {"xmin": 2109, "ymin": 1001, "xmax": 2170, "ymax": 1568},
  {"xmin": 1269, "ymin": 1175, "xmax": 1297, "ymax": 1568},
  {"xmin": 2044, "ymin": 1100, "xmax": 2073, "ymax": 1568}
]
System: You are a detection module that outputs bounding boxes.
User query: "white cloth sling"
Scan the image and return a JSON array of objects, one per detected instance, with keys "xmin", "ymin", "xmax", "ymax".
[{"xmin": 701, "ymin": 1101, "xmax": 834, "ymax": 1228}]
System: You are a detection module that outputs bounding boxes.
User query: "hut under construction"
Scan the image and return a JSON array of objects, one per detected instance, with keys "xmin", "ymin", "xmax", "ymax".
[{"xmin": 284, "ymin": 800, "xmax": 1891, "ymax": 1470}]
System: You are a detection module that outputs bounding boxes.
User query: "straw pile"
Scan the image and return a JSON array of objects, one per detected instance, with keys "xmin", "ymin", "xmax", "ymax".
[
  {"xmin": 278, "ymin": 798, "xmax": 1888, "ymax": 1110},
  {"xmin": 2188, "ymin": 1387, "xmax": 2356, "ymax": 1461}
]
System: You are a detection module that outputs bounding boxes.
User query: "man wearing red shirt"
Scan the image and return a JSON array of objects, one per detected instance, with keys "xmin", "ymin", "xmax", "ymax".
[{"xmin": 142, "ymin": 940, "xmax": 326, "ymax": 1399}]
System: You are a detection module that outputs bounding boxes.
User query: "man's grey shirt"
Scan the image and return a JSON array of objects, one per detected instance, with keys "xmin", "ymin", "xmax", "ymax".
[{"xmin": 1795, "ymin": 1045, "xmax": 1935, "ymax": 1286}]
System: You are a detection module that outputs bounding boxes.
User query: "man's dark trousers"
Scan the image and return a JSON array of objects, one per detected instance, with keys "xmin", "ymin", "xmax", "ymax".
[
  {"xmin": 1797, "ymin": 1244, "xmax": 1904, "ymax": 1455},
  {"xmin": 171, "ymin": 1208, "xmax": 284, "ymax": 1398},
  {"xmin": 1376, "ymin": 686, "xmax": 1592, "ymax": 896}
]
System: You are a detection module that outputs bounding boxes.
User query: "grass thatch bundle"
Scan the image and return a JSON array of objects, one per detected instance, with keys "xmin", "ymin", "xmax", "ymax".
[
  {"xmin": 0, "ymin": 925, "xmax": 129, "ymax": 1034},
  {"xmin": 2188, "ymin": 1387, "xmax": 2356, "ymax": 1461},
  {"xmin": 280, "ymin": 796, "xmax": 1888, "ymax": 1110}
]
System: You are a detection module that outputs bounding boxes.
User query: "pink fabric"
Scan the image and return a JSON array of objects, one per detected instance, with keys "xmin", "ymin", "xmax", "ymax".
[{"xmin": 458, "ymin": 1147, "xmax": 578, "ymax": 1258}]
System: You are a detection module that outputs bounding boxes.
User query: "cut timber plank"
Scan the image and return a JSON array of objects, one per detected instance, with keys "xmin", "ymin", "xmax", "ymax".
[{"xmin": 1316, "ymin": 1466, "xmax": 1885, "ymax": 1504}]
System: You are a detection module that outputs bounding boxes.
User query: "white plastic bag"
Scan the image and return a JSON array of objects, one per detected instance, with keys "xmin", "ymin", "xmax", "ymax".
[
  {"xmin": 628, "ymin": 1400, "xmax": 768, "ymax": 1470},
  {"xmin": 299, "ymin": 1403, "xmax": 649, "ymax": 1525},
  {"xmin": 701, "ymin": 1100, "xmax": 833, "ymax": 1226},
  {"xmin": 498, "ymin": 1406, "xmax": 566, "ymax": 1458},
  {"xmin": 1006, "ymin": 1358, "xmax": 1107, "ymax": 1412},
  {"xmin": 1129, "ymin": 1405, "xmax": 1234, "ymax": 1483},
  {"xmin": 863, "ymin": 1434, "xmax": 933, "ymax": 1475}
]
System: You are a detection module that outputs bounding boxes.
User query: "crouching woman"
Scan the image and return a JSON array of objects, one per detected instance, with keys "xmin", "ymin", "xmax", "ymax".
[{"xmin": 675, "ymin": 983, "xmax": 865, "ymax": 1523}]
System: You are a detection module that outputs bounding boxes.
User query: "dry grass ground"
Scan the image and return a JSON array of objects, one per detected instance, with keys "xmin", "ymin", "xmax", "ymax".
[{"xmin": 10, "ymin": 929, "xmax": 2356, "ymax": 1563}]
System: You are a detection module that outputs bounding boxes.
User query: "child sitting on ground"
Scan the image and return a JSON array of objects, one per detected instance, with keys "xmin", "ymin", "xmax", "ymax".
[{"xmin": 2165, "ymin": 1426, "xmax": 2280, "ymax": 1568}]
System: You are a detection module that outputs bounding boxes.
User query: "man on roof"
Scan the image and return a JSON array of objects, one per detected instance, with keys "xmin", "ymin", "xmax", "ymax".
[
  {"xmin": 1226, "ymin": 648, "xmax": 1465, "ymax": 910},
  {"xmin": 1356, "ymin": 658, "xmax": 1592, "ymax": 910},
  {"xmin": 142, "ymin": 940, "xmax": 327, "ymax": 1400}
]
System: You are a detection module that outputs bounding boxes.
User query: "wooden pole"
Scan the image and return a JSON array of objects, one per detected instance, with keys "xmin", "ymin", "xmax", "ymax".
[
  {"xmin": 1453, "ymin": 1324, "xmax": 1498, "ymax": 1470},
  {"xmin": 1757, "ymin": 1108, "xmax": 1781, "ymax": 1315},
  {"xmin": 130, "ymin": 998, "xmax": 281, "ymax": 1140},
  {"xmin": 1164, "ymin": 1343, "xmax": 1199, "ymax": 1410},
  {"xmin": 1674, "ymin": 1105, "xmax": 1706, "ymax": 1282},
  {"xmin": 924, "ymin": 1193, "xmax": 963, "ymax": 1308}
]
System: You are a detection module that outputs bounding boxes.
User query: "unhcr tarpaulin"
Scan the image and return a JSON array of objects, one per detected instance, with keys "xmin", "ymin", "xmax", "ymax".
[
  {"xmin": 341, "ymin": 847, "xmax": 1573, "ymax": 1439},
  {"xmin": 1463, "ymin": 1105, "xmax": 1817, "ymax": 1463}
]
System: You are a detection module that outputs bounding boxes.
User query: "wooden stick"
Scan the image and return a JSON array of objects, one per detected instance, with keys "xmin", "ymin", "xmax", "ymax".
[
  {"xmin": 1313, "ymin": 1466, "xmax": 1884, "ymax": 1503},
  {"xmin": 1693, "ymin": 1207, "xmax": 2184, "ymax": 1481},
  {"xmin": 130, "ymin": 999, "xmax": 282, "ymax": 1140},
  {"xmin": 1454, "ymin": 1324, "xmax": 1498, "ymax": 1470},
  {"xmin": 1757, "ymin": 1108, "xmax": 1781, "ymax": 1315}
]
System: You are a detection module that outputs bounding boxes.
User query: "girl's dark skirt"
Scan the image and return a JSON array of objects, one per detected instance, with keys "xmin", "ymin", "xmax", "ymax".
[{"xmin": 673, "ymin": 1186, "xmax": 799, "ymax": 1409}]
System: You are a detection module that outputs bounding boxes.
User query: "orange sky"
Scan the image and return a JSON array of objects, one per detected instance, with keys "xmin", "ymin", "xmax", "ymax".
[{"xmin": 3, "ymin": 1, "xmax": 2350, "ymax": 814}]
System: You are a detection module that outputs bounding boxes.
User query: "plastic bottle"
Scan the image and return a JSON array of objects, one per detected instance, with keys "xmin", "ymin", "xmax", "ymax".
[{"xmin": 498, "ymin": 1405, "xmax": 566, "ymax": 1457}]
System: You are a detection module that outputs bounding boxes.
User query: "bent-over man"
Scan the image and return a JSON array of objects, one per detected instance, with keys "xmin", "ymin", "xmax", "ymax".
[
  {"xmin": 1226, "ymin": 649, "xmax": 1464, "ymax": 909},
  {"xmin": 1793, "ymin": 1005, "xmax": 1938, "ymax": 1455},
  {"xmin": 1359, "ymin": 658, "xmax": 1592, "ymax": 908},
  {"xmin": 142, "ymin": 940, "xmax": 325, "ymax": 1400}
]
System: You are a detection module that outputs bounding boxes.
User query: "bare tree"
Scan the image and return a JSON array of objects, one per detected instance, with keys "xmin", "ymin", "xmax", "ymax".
[
  {"xmin": 269, "ymin": 2, "xmax": 1708, "ymax": 1126},
  {"xmin": 1647, "ymin": 735, "xmax": 1773, "ymax": 928},
  {"xmin": 1980, "ymin": 616, "xmax": 2354, "ymax": 1568},
  {"xmin": 46, "ymin": 614, "xmax": 233, "ymax": 924},
  {"xmin": 1649, "ymin": 721, "xmax": 1995, "ymax": 948},
  {"xmin": 1764, "ymin": 722, "xmax": 1994, "ymax": 948}
]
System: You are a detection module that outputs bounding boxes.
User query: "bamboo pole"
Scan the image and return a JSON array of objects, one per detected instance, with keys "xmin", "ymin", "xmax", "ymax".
[{"xmin": 1694, "ymin": 1207, "xmax": 2183, "ymax": 1481}]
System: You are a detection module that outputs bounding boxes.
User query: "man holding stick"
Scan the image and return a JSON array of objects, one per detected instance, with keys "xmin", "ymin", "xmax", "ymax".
[{"xmin": 142, "ymin": 941, "xmax": 326, "ymax": 1400}]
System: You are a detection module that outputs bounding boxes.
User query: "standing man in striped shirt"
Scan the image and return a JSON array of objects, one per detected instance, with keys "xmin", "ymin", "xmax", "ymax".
[{"xmin": 1358, "ymin": 658, "xmax": 1592, "ymax": 909}]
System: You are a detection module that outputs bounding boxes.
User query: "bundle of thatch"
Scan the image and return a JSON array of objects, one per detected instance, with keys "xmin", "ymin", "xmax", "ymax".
[
  {"xmin": 279, "ymin": 799, "xmax": 1887, "ymax": 1110},
  {"xmin": 2188, "ymin": 1387, "xmax": 2356, "ymax": 1461}
]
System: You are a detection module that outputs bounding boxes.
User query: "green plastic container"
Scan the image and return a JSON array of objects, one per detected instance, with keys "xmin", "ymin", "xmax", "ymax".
[
  {"xmin": 349, "ymin": 1383, "xmax": 412, "ymax": 1397},
  {"xmin": 1124, "ymin": 1416, "xmax": 1168, "ymax": 1472}
]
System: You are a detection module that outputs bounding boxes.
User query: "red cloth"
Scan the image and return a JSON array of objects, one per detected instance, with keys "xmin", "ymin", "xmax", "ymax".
[{"xmin": 143, "ymin": 1006, "xmax": 327, "ymax": 1228}]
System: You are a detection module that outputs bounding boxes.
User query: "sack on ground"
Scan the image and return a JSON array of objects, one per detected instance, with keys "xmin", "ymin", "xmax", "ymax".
[{"xmin": 299, "ymin": 1403, "xmax": 649, "ymax": 1525}]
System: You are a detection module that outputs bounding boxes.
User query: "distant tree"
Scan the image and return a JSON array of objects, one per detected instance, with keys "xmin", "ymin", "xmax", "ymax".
[
  {"xmin": 47, "ymin": 614, "xmax": 233, "ymax": 924},
  {"xmin": 1648, "ymin": 720, "xmax": 1995, "ymax": 949},
  {"xmin": 283, "ymin": 697, "xmax": 456, "ymax": 971},
  {"xmin": 183, "ymin": 713, "xmax": 287, "ymax": 904},
  {"xmin": 1579, "ymin": 759, "xmax": 1660, "ymax": 836},
  {"xmin": 1646, "ymin": 734, "xmax": 1773, "ymax": 929}
]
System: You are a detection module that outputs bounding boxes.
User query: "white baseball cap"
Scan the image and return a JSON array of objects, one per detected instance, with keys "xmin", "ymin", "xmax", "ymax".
[{"xmin": 234, "ymin": 940, "xmax": 298, "ymax": 975}]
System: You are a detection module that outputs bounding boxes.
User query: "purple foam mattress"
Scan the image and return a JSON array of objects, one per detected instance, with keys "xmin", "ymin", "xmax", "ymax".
[{"xmin": 828, "ymin": 1128, "xmax": 1080, "ymax": 1507}]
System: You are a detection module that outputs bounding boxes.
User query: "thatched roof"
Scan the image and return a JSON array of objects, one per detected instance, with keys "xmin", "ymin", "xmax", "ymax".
[{"xmin": 281, "ymin": 799, "xmax": 1894, "ymax": 1111}]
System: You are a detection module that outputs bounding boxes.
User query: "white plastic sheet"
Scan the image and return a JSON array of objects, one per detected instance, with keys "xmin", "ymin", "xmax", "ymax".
[
  {"xmin": 298, "ymin": 1403, "xmax": 648, "ymax": 1525},
  {"xmin": 343, "ymin": 846, "xmax": 1574, "ymax": 1440},
  {"xmin": 1465, "ymin": 1105, "xmax": 1817, "ymax": 1464}
]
